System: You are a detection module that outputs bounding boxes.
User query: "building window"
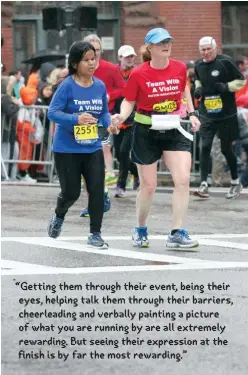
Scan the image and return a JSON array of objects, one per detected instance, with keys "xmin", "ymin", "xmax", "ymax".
[
  {"xmin": 222, "ymin": 2, "xmax": 248, "ymax": 58},
  {"xmin": 13, "ymin": 21, "xmax": 37, "ymax": 74},
  {"xmin": 13, "ymin": 1, "xmax": 120, "ymax": 65}
]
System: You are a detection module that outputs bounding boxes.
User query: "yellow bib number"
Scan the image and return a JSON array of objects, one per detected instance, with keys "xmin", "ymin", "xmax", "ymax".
[
  {"xmin": 73, "ymin": 124, "xmax": 98, "ymax": 141},
  {"xmin": 153, "ymin": 100, "xmax": 177, "ymax": 113},
  {"xmin": 204, "ymin": 96, "xmax": 223, "ymax": 113}
]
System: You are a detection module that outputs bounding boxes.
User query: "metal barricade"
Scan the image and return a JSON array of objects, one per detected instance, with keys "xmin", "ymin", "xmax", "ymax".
[
  {"xmin": 1, "ymin": 104, "xmax": 55, "ymax": 183},
  {"xmin": 1, "ymin": 108, "xmax": 201, "ymax": 182}
]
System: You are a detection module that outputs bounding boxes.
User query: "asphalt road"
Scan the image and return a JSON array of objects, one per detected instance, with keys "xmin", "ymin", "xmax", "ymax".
[{"xmin": 1, "ymin": 183, "xmax": 248, "ymax": 375}]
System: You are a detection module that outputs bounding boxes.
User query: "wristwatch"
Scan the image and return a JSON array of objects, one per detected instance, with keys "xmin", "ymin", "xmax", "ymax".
[{"xmin": 188, "ymin": 110, "xmax": 199, "ymax": 118}]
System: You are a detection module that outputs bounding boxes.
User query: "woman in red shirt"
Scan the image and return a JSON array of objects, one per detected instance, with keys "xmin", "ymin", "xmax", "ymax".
[{"xmin": 111, "ymin": 28, "xmax": 201, "ymax": 249}]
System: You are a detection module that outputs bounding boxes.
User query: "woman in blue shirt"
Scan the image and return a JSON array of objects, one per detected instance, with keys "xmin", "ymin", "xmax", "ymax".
[{"xmin": 47, "ymin": 41, "xmax": 111, "ymax": 248}]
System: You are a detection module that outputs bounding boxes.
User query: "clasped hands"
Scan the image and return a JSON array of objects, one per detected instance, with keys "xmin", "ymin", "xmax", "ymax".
[{"xmin": 107, "ymin": 114, "xmax": 124, "ymax": 134}]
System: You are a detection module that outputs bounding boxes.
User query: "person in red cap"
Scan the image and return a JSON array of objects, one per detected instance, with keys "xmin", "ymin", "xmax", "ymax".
[{"xmin": 111, "ymin": 28, "xmax": 200, "ymax": 249}]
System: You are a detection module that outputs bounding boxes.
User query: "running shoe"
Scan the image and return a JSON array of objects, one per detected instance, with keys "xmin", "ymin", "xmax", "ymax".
[
  {"xmin": 133, "ymin": 176, "xmax": 140, "ymax": 191},
  {"xmin": 126, "ymin": 176, "xmax": 134, "ymax": 189},
  {"xmin": 114, "ymin": 187, "xmax": 125, "ymax": 198},
  {"xmin": 166, "ymin": 229, "xmax": 199, "ymax": 249},
  {"xmin": 18, "ymin": 174, "xmax": 37, "ymax": 184},
  {"xmin": 105, "ymin": 173, "xmax": 117, "ymax": 186},
  {"xmin": 87, "ymin": 232, "xmax": 108, "ymax": 249},
  {"xmin": 48, "ymin": 215, "xmax": 64, "ymax": 238},
  {"xmin": 193, "ymin": 182, "xmax": 209, "ymax": 198},
  {"xmin": 80, "ymin": 189, "xmax": 111, "ymax": 217},
  {"xmin": 226, "ymin": 183, "xmax": 242, "ymax": 199},
  {"xmin": 132, "ymin": 226, "xmax": 149, "ymax": 248},
  {"xmin": 80, "ymin": 207, "xmax": 90, "ymax": 217}
]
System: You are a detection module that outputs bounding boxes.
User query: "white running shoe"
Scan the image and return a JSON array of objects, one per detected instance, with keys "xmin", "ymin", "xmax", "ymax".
[{"xmin": 19, "ymin": 174, "xmax": 37, "ymax": 183}]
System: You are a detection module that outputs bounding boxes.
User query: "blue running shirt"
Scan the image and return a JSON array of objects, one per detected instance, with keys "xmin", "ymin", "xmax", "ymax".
[{"xmin": 48, "ymin": 76, "xmax": 111, "ymax": 153}]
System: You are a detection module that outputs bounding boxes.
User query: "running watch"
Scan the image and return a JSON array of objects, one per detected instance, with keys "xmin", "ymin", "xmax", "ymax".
[{"xmin": 188, "ymin": 110, "xmax": 199, "ymax": 118}]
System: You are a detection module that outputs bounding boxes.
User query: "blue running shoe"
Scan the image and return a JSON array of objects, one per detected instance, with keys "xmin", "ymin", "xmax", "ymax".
[
  {"xmin": 87, "ymin": 232, "xmax": 108, "ymax": 249},
  {"xmin": 132, "ymin": 226, "xmax": 149, "ymax": 248},
  {"xmin": 48, "ymin": 215, "xmax": 64, "ymax": 238},
  {"xmin": 166, "ymin": 229, "xmax": 199, "ymax": 249},
  {"xmin": 80, "ymin": 189, "xmax": 111, "ymax": 217},
  {"xmin": 80, "ymin": 207, "xmax": 90, "ymax": 217}
]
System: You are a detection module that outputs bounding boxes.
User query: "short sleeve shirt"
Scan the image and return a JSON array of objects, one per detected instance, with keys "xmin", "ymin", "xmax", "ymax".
[{"xmin": 124, "ymin": 60, "xmax": 187, "ymax": 113}]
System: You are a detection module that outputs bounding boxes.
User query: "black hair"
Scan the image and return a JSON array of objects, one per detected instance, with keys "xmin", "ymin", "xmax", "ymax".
[
  {"xmin": 68, "ymin": 41, "xmax": 96, "ymax": 75},
  {"xmin": 29, "ymin": 60, "xmax": 42, "ymax": 74}
]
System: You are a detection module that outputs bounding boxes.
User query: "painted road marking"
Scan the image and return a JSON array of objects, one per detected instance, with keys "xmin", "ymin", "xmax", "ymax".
[
  {"xmin": 2, "ymin": 234, "xmax": 248, "ymax": 251},
  {"xmin": 1, "ymin": 260, "xmax": 56, "ymax": 272},
  {"xmin": 1, "ymin": 237, "xmax": 208, "ymax": 264},
  {"xmin": 1, "ymin": 234, "xmax": 248, "ymax": 275},
  {"xmin": 2, "ymin": 260, "xmax": 248, "ymax": 276}
]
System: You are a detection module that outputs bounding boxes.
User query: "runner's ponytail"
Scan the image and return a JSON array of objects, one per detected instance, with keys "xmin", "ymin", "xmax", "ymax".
[{"xmin": 140, "ymin": 45, "xmax": 151, "ymax": 62}]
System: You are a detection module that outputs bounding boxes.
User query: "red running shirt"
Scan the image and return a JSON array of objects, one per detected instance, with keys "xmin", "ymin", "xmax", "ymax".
[
  {"xmin": 94, "ymin": 59, "xmax": 125, "ymax": 112},
  {"xmin": 124, "ymin": 60, "xmax": 187, "ymax": 113}
]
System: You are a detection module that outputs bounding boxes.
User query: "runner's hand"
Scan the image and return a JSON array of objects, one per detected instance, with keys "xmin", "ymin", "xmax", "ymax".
[
  {"xmin": 78, "ymin": 113, "xmax": 97, "ymax": 125},
  {"xmin": 108, "ymin": 124, "xmax": 120, "ymax": 135},
  {"xmin": 194, "ymin": 87, "xmax": 204, "ymax": 100},
  {"xmin": 190, "ymin": 115, "xmax": 201, "ymax": 132},
  {"xmin": 111, "ymin": 114, "xmax": 124, "ymax": 127}
]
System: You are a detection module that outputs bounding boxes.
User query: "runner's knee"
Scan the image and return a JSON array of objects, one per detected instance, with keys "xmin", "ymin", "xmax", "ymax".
[{"xmin": 140, "ymin": 179, "xmax": 157, "ymax": 195}]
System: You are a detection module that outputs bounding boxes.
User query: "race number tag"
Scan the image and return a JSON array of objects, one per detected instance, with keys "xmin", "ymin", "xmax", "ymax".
[
  {"xmin": 73, "ymin": 124, "xmax": 98, "ymax": 144},
  {"xmin": 204, "ymin": 95, "xmax": 223, "ymax": 114},
  {"xmin": 153, "ymin": 100, "xmax": 178, "ymax": 113}
]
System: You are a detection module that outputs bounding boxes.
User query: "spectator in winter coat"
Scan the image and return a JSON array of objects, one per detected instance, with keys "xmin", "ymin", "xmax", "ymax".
[{"xmin": 1, "ymin": 76, "xmax": 20, "ymax": 180}]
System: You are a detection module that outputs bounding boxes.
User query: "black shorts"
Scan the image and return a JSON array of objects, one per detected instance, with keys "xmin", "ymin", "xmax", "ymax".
[
  {"xmin": 199, "ymin": 114, "xmax": 239, "ymax": 143},
  {"xmin": 131, "ymin": 122, "xmax": 191, "ymax": 165}
]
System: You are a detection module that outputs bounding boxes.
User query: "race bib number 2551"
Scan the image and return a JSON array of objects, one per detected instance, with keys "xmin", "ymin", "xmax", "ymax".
[{"xmin": 73, "ymin": 124, "xmax": 98, "ymax": 141}]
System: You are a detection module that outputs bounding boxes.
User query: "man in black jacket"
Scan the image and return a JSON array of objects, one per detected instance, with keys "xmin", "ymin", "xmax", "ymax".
[{"xmin": 194, "ymin": 36, "xmax": 246, "ymax": 199}]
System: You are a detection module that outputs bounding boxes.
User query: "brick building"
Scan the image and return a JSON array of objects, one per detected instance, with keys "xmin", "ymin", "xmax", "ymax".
[{"xmin": 1, "ymin": 1, "xmax": 248, "ymax": 74}]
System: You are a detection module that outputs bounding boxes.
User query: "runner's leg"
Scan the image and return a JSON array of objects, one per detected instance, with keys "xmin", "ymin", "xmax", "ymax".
[
  {"xmin": 136, "ymin": 162, "xmax": 157, "ymax": 226},
  {"xmin": 82, "ymin": 150, "xmax": 105, "ymax": 233},
  {"xmin": 54, "ymin": 153, "xmax": 82, "ymax": 218},
  {"xmin": 163, "ymin": 150, "xmax": 191, "ymax": 229}
]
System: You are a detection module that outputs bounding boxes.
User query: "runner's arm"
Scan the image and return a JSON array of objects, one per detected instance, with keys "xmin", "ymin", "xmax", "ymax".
[
  {"xmin": 119, "ymin": 99, "xmax": 136, "ymax": 123},
  {"xmin": 194, "ymin": 67, "xmax": 202, "ymax": 89},
  {"xmin": 107, "ymin": 66, "xmax": 125, "ymax": 102},
  {"xmin": 216, "ymin": 58, "xmax": 246, "ymax": 92},
  {"xmin": 184, "ymin": 85, "xmax": 195, "ymax": 113},
  {"xmin": 48, "ymin": 81, "xmax": 78, "ymax": 127},
  {"xmin": 99, "ymin": 87, "xmax": 111, "ymax": 127}
]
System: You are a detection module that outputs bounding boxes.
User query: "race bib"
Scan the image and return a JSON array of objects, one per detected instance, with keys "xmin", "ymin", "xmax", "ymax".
[
  {"xmin": 153, "ymin": 100, "xmax": 178, "ymax": 113},
  {"xmin": 73, "ymin": 124, "xmax": 98, "ymax": 144},
  {"xmin": 204, "ymin": 95, "xmax": 223, "ymax": 114}
]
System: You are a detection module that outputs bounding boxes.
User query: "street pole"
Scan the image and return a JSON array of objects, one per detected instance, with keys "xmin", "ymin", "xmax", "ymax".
[
  {"xmin": 64, "ymin": 6, "xmax": 74, "ymax": 68},
  {"xmin": 65, "ymin": 25, "xmax": 73, "ymax": 68}
]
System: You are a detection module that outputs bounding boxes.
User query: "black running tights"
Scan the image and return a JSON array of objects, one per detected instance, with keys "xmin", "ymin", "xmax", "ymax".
[{"xmin": 54, "ymin": 150, "xmax": 105, "ymax": 233}]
